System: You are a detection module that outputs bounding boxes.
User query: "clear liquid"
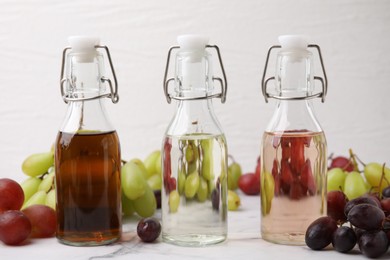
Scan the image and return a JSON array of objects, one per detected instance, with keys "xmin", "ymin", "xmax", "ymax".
[
  {"xmin": 261, "ymin": 131, "xmax": 327, "ymax": 245},
  {"xmin": 162, "ymin": 134, "xmax": 228, "ymax": 246},
  {"xmin": 55, "ymin": 131, "xmax": 122, "ymax": 246}
]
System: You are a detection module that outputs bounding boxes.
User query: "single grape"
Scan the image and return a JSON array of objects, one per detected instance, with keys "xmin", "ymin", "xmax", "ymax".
[
  {"xmin": 358, "ymin": 230, "xmax": 389, "ymax": 258},
  {"xmin": 305, "ymin": 216, "xmax": 338, "ymax": 250},
  {"xmin": 343, "ymin": 172, "xmax": 368, "ymax": 200},
  {"xmin": 380, "ymin": 198, "xmax": 390, "ymax": 216},
  {"xmin": 364, "ymin": 162, "xmax": 390, "ymax": 193},
  {"xmin": 329, "ymin": 156, "xmax": 354, "ymax": 172},
  {"xmin": 144, "ymin": 150, "xmax": 161, "ymax": 177},
  {"xmin": 211, "ymin": 188, "xmax": 220, "ymax": 211},
  {"xmin": 238, "ymin": 173, "xmax": 260, "ymax": 195},
  {"xmin": 121, "ymin": 160, "xmax": 148, "ymax": 200},
  {"xmin": 168, "ymin": 190, "xmax": 180, "ymax": 213},
  {"xmin": 348, "ymin": 204, "xmax": 385, "ymax": 231},
  {"xmin": 200, "ymin": 139, "xmax": 214, "ymax": 181},
  {"xmin": 227, "ymin": 162, "xmax": 242, "ymax": 190},
  {"xmin": 382, "ymin": 186, "xmax": 390, "ymax": 198},
  {"xmin": 22, "ymin": 190, "xmax": 47, "ymax": 210},
  {"xmin": 354, "ymin": 227, "xmax": 366, "ymax": 240},
  {"xmin": 0, "ymin": 210, "xmax": 31, "ymax": 245},
  {"xmin": 184, "ymin": 171, "xmax": 200, "ymax": 199},
  {"xmin": 332, "ymin": 226, "xmax": 357, "ymax": 253},
  {"xmin": 196, "ymin": 177, "xmax": 208, "ymax": 202},
  {"xmin": 22, "ymin": 205, "xmax": 56, "ymax": 238},
  {"xmin": 137, "ymin": 217, "xmax": 161, "ymax": 243},
  {"xmin": 20, "ymin": 177, "xmax": 42, "ymax": 204},
  {"xmin": 327, "ymin": 168, "xmax": 346, "ymax": 192},
  {"xmin": 133, "ymin": 185, "xmax": 157, "ymax": 218},
  {"xmin": 344, "ymin": 196, "xmax": 380, "ymax": 216},
  {"xmin": 21, "ymin": 152, "xmax": 54, "ymax": 177},
  {"xmin": 130, "ymin": 158, "xmax": 150, "ymax": 179},
  {"xmin": 227, "ymin": 190, "xmax": 240, "ymax": 211},
  {"xmin": 0, "ymin": 178, "xmax": 25, "ymax": 213},
  {"xmin": 177, "ymin": 169, "xmax": 186, "ymax": 194},
  {"xmin": 327, "ymin": 190, "xmax": 348, "ymax": 223},
  {"xmin": 121, "ymin": 190, "xmax": 135, "ymax": 217}
]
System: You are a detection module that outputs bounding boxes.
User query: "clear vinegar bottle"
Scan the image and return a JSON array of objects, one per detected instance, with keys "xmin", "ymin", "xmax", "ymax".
[
  {"xmin": 161, "ymin": 35, "xmax": 229, "ymax": 247},
  {"xmin": 55, "ymin": 36, "xmax": 121, "ymax": 246},
  {"xmin": 260, "ymin": 35, "xmax": 328, "ymax": 245}
]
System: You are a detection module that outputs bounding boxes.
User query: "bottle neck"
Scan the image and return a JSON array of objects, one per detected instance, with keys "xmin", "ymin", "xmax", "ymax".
[
  {"xmin": 166, "ymin": 98, "xmax": 223, "ymax": 136},
  {"xmin": 59, "ymin": 98, "xmax": 114, "ymax": 133},
  {"xmin": 265, "ymin": 99, "xmax": 323, "ymax": 133}
]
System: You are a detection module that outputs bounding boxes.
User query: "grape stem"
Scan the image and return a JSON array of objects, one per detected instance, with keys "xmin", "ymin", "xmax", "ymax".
[{"xmin": 348, "ymin": 149, "xmax": 361, "ymax": 172}]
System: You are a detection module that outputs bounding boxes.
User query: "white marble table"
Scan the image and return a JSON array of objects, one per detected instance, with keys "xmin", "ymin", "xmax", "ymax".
[{"xmin": 1, "ymin": 194, "xmax": 387, "ymax": 260}]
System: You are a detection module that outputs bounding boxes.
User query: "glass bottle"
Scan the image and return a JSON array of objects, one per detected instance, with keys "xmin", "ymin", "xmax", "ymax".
[
  {"xmin": 161, "ymin": 35, "xmax": 228, "ymax": 247},
  {"xmin": 260, "ymin": 35, "xmax": 328, "ymax": 245},
  {"xmin": 55, "ymin": 36, "xmax": 121, "ymax": 246}
]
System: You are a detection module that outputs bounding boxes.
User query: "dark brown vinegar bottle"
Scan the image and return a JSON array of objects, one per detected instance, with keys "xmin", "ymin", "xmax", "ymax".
[{"xmin": 55, "ymin": 36, "xmax": 121, "ymax": 246}]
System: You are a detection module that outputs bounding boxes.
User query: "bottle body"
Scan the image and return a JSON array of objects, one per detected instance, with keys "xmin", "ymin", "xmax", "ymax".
[
  {"xmin": 162, "ymin": 133, "xmax": 228, "ymax": 246},
  {"xmin": 55, "ymin": 130, "xmax": 121, "ymax": 246}
]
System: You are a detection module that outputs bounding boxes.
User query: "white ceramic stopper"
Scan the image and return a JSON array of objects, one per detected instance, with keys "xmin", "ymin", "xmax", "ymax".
[
  {"xmin": 177, "ymin": 34, "xmax": 209, "ymax": 51},
  {"xmin": 68, "ymin": 36, "xmax": 100, "ymax": 62},
  {"xmin": 278, "ymin": 35, "xmax": 309, "ymax": 50}
]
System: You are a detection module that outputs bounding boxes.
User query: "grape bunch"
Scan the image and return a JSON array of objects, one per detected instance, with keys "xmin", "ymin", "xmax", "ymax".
[{"xmin": 0, "ymin": 178, "xmax": 56, "ymax": 245}]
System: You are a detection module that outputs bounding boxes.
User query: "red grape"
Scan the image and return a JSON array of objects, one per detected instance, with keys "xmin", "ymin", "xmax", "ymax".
[
  {"xmin": 358, "ymin": 230, "xmax": 389, "ymax": 258},
  {"xmin": 238, "ymin": 173, "xmax": 259, "ymax": 195},
  {"xmin": 305, "ymin": 216, "xmax": 338, "ymax": 250},
  {"xmin": 137, "ymin": 217, "xmax": 161, "ymax": 242},
  {"xmin": 382, "ymin": 186, "xmax": 390, "ymax": 198},
  {"xmin": 0, "ymin": 210, "xmax": 31, "ymax": 245},
  {"xmin": 380, "ymin": 198, "xmax": 390, "ymax": 216},
  {"xmin": 0, "ymin": 178, "xmax": 24, "ymax": 213},
  {"xmin": 22, "ymin": 205, "xmax": 57, "ymax": 238},
  {"xmin": 327, "ymin": 190, "xmax": 348, "ymax": 223},
  {"xmin": 344, "ymin": 196, "xmax": 380, "ymax": 216},
  {"xmin": 329, "ymin": 156, "xmax": 354, "ymax": 172}
]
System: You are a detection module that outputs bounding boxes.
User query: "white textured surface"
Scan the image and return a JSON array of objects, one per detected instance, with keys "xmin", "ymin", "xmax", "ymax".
[{"xmin": 0, "ymin": 0, "xmax": 389, "ymax": 181}]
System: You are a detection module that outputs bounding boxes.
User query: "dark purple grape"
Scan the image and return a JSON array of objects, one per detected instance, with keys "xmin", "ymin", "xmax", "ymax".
[
  {"xmin": 137, "ymin": 217, "xmax": 161, "ymax": 243},
  {"xmin": 332, "ymin": 226, "xmax": 357, "ymax": 253},
  {"xmin": 305, "ymin": 216, "xmax": 338, "ymax": 250},
  {"xmin": 211, "ymin": 189, "xmax": 219, "ymax": 211},
  {"xmin": 358, "ymin": 230, "xmax": 389, "ymax": 258},
  {"xmin": 354, "ymin": 227, "xmax": 366, "ymax": 240},
  {"xmin": 348, "ymin": 204, "xmax": 385, "ymax": 231},
  {"xmin": 382, "ymin": 186, "xmax": 390, "ymax": 198},
  {"xmin": 344, "ymin": 196, "xmax": 380, "ymax": 216},
  {"xmin": 327, "ymin": 190, "xmax": 348, "ymax": 223},
  {"xmin": 153, "ymin": 190, "xmax": 161, "ymax": 209}
]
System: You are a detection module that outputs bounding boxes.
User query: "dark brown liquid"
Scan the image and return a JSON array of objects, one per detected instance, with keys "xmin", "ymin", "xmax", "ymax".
[{"xmin": 55, "ymin": 131, "xmax": 121, "ymax": 246}]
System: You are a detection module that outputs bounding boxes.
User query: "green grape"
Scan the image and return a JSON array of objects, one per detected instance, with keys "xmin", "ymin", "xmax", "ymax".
[
  {"xmin": 144, "ymin": 150, "xmax": 160, "ymax": 177},
  {"xmin": 22, "ymin": 190, "xmax": 47, "ymax": 209},
  {"xmin": 38, "ymin": 170, "xmax": 55, "ymax": 193},
  {"xmin": 184, "ymin": 171, "xmax": 200, "ymax": 199},
  {"xmin": 20, "ymin": 177, "xmax": 42, "ymax": 204},
  {"xmin": 130, "ymin": 158, "xmax": 150, "ymax": 179},
  {"xmin": 121, "ymin": 191, "xmax": 135, "ymax": 217},
  {"xmin": 185, "ymin": 140, "xmax": 198, "ymax": 163},
  {"xmin": 147, "ymin": 174, "xmax": 162, "ymax": 191},
  {"xmin": 261, "ymin": 171, "xmax": 274, "ymax": 215},
  {"xmin": 327, "ymin": 168, "xmax": 346, "ymax": 192},
  {"xmin": 200, "ymin": 139, "xmax": 213, "ymax": 181},
  {"xmin": 121, "ymin": 160, "xmax": 148, "ymax": 200},
  {"xmin": 133, "ymin": 185, "xmax": 157, "ymax": 218},
  {"xmin": 45, "ymin": 189, "xmax": 56, "ymax": 210},
  {"xmin": 169, "ymin": 190, "xmax": 180, "ymax": 213},
  {"xmin": 196, "ymin": 177, "xmax": 208, "ymax": 202},
  {"xmin": 364, "ymin": 162, "xmax": 390, "ymax": 193},
  {"xmin": 22, "ymin": 152, "xmax": 54, "ymax": 177},
  {"xmin": 227, "ymin": 162, "xmax": 242, "ymax": 190},
  {"xmin": 177, "ymin": 168, "xmax": 186, "ymax": 194},
  {"xmin": 344, "ymin": 171, "xmax": 368, "ymax": 200},
  {"xmin": 228, "ymin": 190, "xmax": 240, "ymax": 211}
]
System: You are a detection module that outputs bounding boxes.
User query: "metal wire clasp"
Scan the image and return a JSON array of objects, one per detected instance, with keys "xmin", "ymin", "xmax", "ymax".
[
  {"xmin": 261, "ymin": 44, "xmax": 328, "ymax": 103},
  {"xmin": 60, "ymin": 45, "xmax": 119, "ymax": 104},
  {"xmin": 163, "ymin": 45, "xmax": 227, "ymax": 104}
]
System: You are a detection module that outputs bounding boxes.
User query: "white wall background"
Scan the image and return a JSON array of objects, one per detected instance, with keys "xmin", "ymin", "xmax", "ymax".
[{"xmin": 0, "ymin": 0, "xmax": 389, "ymax": 181}]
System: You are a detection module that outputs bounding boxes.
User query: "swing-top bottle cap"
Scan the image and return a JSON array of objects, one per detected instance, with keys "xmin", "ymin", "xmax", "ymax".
[
  {"xmin": 278, "ymin": 35, "xmax": 309, "ymax": 50},
  {"xmin": 177, "ymin": 34, "xmax": 209, "ymax": 51},
  {"xmin": 68, "ymin": 36, "xmax": 100, "ymax": 62}
]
